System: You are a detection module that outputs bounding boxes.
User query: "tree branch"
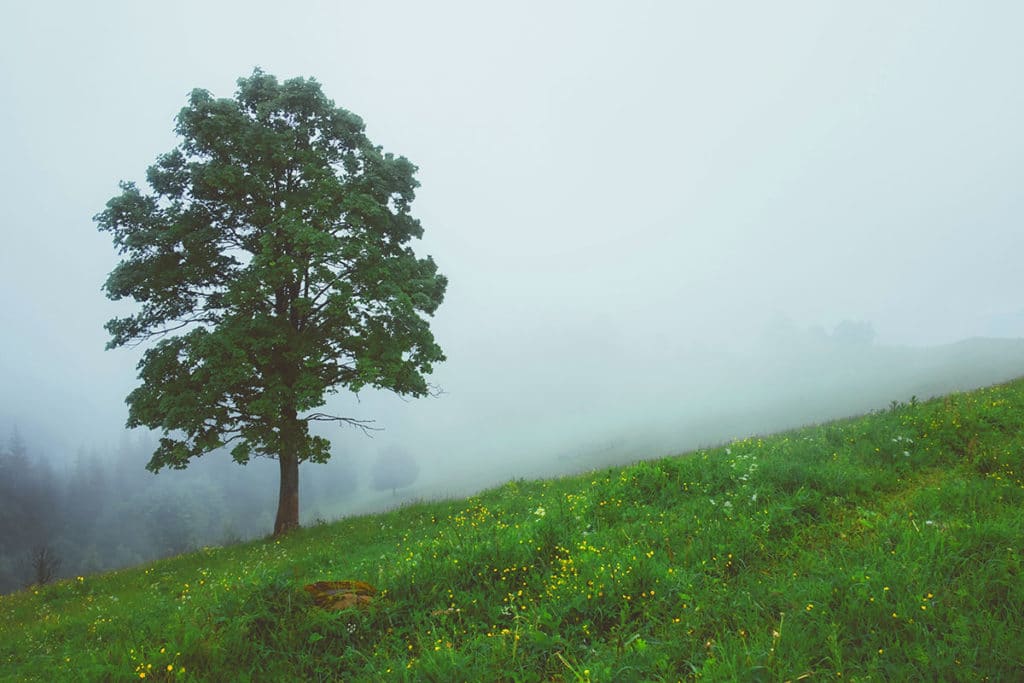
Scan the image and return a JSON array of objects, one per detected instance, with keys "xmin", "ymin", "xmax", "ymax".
[
  {"xmin": 307, "ymin": 267, "xmax": 353, "ymax": 310},
  {"xmin": 303, "ymin": 413, "xmax": 380, "ymax": 435}
]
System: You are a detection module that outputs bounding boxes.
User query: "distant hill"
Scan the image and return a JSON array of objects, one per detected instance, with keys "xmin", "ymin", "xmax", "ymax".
[{"xmin": 526, "ymin": 336, "xmax": 1024, "ymax": 477}]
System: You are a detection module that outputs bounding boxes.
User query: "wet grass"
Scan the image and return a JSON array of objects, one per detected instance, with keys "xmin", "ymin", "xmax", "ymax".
[{"xmin": 2, "ymin": 378, "xmax": 1023, "ymax": 681}]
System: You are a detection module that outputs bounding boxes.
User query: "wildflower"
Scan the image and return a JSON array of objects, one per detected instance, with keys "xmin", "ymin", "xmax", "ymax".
[{"xmin": 534, "ymin": 506, "xmax": 546, "ymax": 517}]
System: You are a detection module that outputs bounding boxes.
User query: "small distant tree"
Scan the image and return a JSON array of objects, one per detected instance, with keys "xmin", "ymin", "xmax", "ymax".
[
  {"xmin": 371, "ymin": 446, "xmax": 420, "ymax": 496},
  {"xmin": 0, "ymin": 429, "xmax": 61, "ymax": 571},
  {"xmin": 96, "ymin": 69, "xmax": 447, "ymax": 535},
  {"xmin": 7, "ymin": 427, "xmax": 28, "ymax": 462},
  {"xmin": 25, "ymin": 545, "xmax": 61, "ymax": 587}
]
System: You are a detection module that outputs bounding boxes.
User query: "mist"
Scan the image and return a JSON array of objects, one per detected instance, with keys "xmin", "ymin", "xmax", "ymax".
[{"xmin": 2, "ymin": 2, "xmax": 1024, "ymax": 584}]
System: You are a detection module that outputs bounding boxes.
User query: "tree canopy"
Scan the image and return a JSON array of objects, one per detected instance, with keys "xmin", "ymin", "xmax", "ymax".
[{"xmin": 96, "ymin": 69, "xmax": 447, "ymax": 534}]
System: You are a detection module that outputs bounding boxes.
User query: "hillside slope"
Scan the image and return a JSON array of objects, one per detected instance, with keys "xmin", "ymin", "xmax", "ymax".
[{"xmin": 2, "ymin": 378, "xmax": 1023, "ymax": 681}]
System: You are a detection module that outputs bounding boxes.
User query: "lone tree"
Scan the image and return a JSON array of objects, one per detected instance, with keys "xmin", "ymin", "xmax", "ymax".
[
  {"xmin": 96, "ymin": 70, "xmax": 447, "ymax": 535},
  {"xmin": 370, "ymin": 445, "xmax": 420, "ymax": 496}
]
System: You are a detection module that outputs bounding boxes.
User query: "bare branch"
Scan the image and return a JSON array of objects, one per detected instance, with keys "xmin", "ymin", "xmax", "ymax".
[{"xmin": 303, "ymin": 413, "xmax": 381, "ymax": 435}]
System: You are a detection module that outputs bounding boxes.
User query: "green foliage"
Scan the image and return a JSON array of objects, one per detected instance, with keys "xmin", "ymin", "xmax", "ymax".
[
  {"xmin": 95, "ymin": 68, "xmax": 445, "ymax": 469},
  {"xmin": 95, "ymin": 69, "xmax": 446, "ymax": 532},
  {"xmin": 3, "ymin": 379, "xmax": 1024, "ymax": 680}
]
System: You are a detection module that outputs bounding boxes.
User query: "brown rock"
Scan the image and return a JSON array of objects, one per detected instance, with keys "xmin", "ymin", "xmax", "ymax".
[{"xmin": 304, "ymin": 580, "xmax": 378, "ymax": 611}]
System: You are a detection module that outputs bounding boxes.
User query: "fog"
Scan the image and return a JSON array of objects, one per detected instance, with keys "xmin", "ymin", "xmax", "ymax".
[{"xmin": 2, "ymin": 1, "xmax": 1024, "ymax": 551}]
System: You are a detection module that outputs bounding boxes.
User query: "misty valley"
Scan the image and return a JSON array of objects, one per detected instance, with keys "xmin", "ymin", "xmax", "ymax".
[
  {"xmin": 3, "ymin": 9, "xmax": 1024, "ymax": 677},
  {"xmin": 4, "ymin": 333, "xmax": 1024, "ymax": 597}
]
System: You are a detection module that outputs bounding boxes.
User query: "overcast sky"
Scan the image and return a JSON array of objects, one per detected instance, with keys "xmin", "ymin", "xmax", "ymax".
[{"xmin": 2, "ymin": 2, "xmax": 1023, "ymax": 480}]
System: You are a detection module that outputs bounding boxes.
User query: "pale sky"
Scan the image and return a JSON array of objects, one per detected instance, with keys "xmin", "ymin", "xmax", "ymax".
[{"xmin": 2, "ymin": 2, "xmax": 1023, "ymax": 485}]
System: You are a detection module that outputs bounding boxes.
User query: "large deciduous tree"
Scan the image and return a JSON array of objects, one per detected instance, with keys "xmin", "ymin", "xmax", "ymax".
[{"xmin": 96, "ymin": 69, "xmax": 447, "ymax": 535}]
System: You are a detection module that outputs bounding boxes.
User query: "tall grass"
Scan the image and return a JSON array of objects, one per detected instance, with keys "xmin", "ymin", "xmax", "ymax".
[{"xmin": 2, "ymin": 379, "xmax": 1023, "ymax": 681}]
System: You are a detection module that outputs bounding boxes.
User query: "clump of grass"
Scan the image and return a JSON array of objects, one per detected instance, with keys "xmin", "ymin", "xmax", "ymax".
[{"xmin": 2, "ymin": 379, "xmax": 1024, "ymax": 680}]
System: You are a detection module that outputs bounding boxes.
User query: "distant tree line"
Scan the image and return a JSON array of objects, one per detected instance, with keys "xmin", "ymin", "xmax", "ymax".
[{"xmin": 0, "ymin": 429, "xmax": 365, "ymax": 594}]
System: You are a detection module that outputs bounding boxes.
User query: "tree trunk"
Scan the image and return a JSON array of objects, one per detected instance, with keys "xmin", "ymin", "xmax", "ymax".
[
  {"xmin": 273, "ymin": 412, "xmax": 302, "ymax": 536},
  {"xmin": 274, "ymin": 452, "xmax": 300, "ymax": 535}
]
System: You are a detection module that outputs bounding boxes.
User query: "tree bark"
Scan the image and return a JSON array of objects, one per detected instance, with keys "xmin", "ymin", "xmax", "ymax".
[
  {"xmin": 273, "ymin": 411, "xmax": 302, "ymax": 536},
  {"xmin": 274, "ymin": 451, "xmax": 300, "ymax": 536}
]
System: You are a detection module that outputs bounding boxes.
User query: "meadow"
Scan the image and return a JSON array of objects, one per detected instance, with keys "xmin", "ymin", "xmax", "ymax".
[{"xmin": 1, "ymin": 378, "xmax": 1023, "ymax": 681}]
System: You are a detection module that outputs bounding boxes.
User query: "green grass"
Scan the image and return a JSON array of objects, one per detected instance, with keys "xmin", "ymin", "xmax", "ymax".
[{"xmin": 3, "ymin": 380, "xmax": 1024, "ymax": 682}]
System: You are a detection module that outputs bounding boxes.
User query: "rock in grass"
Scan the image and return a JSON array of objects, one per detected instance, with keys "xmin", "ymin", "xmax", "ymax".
[{"xmin": 304, "ymin": 580, "xmax": 377, "ymax": 611}]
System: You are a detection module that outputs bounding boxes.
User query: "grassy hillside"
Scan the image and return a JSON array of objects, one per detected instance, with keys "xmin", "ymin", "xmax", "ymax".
[{"xmin": 2, "ymin": 379, "xmax": 1023, "ymax": 682}]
